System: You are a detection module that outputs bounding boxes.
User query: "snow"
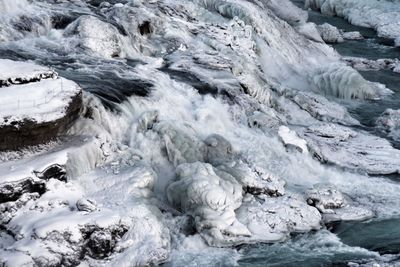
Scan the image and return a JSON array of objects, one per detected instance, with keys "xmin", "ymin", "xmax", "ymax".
[
  {"xmin": 0, "ymin": 59, "xmax": 56, "ymax": 85},
  {"xmin": 0, "ymin": 60, "xmax": 81, "ymax": 126}
]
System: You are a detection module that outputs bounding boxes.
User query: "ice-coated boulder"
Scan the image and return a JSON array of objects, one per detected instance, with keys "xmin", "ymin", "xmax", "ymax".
[
  {"xmin": 64, "ymin": 15, "xmax": 122, "ymax": 58},
  {"xmin": 317, "ymin": 23, "xmax": 344, "ymax": 43},
  {"xmin": 376, "ymin": 109, "xmax": 400, "ymax": 141},
  {"xmin": 306, "ymin": 184, "xmax": 374, "ymax": 223},
  {"xmin": 235, "ymin": 194, "xmax": 322, "ymax": 241},
  {"xmin": 310, "ymin": 63, "xmax": 392, "ymax": 99}
]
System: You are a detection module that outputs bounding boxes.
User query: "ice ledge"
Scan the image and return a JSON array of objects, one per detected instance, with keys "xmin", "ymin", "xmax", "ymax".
[{"xmin": 0, "ymin": 60, "xmax": 82, "ymax": 151}]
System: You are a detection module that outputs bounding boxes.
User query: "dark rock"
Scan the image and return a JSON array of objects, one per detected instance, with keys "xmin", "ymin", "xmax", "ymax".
[
  {"xmin": 34, "ymin": 164, "xmax": 67, "ymax": 182},
  {"xmin": 0, "ymin": 178, "xmax": 46, "ymax": 204}
]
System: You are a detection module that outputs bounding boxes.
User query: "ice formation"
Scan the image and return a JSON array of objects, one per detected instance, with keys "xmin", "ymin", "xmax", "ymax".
[
  {"xmin": 305, "ymin": 0, "xmax": 400, "ymax": 41},
  {"xmin": 0, "ymin": 0, "xmax": 400, "ymax": 265},
  {"xmin": 310, "ymin": 63, "xmax": 392, "ymax": 99}
]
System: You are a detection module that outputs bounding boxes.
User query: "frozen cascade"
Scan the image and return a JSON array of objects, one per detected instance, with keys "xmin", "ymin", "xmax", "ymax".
[{"xmin": 0, "ymin": 0, "xmax": 400, "ymax": 266}]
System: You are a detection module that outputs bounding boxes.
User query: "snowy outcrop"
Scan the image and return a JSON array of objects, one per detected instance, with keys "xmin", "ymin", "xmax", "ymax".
[
  {"xmin": 301, "ymin": 123, "xmax": 400, "ymax": 175},
  {"xmin": 305, "ymin": 0, "xmax": 400, "ymax": 41},
  {"xmin": 317, "ymin": 23, "xmax": 344, "ymax": 43},
  {"xmin": 0, "ymin": 60, "xmax": 82, "ymax": 150},
  {"xmin": 310, "ymin": 63, "xmax": 392, "ymax": 99}
]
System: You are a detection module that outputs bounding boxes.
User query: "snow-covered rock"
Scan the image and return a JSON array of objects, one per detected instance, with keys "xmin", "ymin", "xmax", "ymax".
[
  {"xmin": 301, "ymin": 123, "xmax": 400, "ymax": 175},
  {"xmin": 317, "ymin": 23, "xmax": 344, "ymax": 43},
  {"xmin": 0, "ymin": 60, "xmax": 82, "ymax": 150},
  {"xmin": 343, "ymin": 31, "xmax": 364, "ymax": 40}
]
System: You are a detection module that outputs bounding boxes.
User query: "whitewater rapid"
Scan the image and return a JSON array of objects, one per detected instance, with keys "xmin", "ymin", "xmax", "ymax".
[{"xmin": 0, "ymin": 0, "xmax": 400, "ymax": 266}]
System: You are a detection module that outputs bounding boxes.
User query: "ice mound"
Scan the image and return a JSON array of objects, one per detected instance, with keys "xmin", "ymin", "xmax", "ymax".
[
  {"xmin": 167, "ymin": 162, "xmax": 247, "ymax": 243},
  {"xmin": 310, "ymin": 63, "xmax": 392, "ymax": 99},
  {"xmin": 305, "ymin": 0, "xmax": 400, "ymax": 41},
  {"xmin": 317, "ymin": 23, "xmax": 344, "ymax": 43}
]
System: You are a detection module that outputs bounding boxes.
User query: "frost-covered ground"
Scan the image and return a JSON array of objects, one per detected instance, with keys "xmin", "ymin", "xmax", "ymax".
[{"xmin": 1, "ymin": 0, "xmax": 400, "ymax": 266}]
